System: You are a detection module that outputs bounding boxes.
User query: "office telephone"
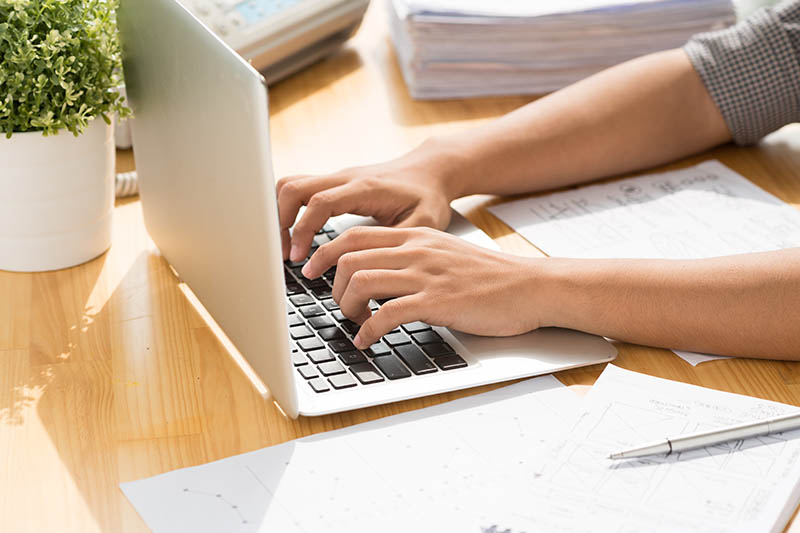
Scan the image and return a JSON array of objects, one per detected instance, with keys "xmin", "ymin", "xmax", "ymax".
[{"xmin": 179, "ymin": 0, "xmax": 370, "ymax": 82}]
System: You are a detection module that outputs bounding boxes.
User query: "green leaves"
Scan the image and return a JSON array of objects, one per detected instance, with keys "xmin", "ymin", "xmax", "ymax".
[{"xmin": 0, "ymin": 0, "xmax": 131, "ymax": 137}]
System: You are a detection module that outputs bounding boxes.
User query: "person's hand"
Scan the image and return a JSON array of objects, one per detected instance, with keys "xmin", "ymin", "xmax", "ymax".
[
  {"xmin": 276, "ymin": 145, "xmax": 459, "ymax": 262},
  {"xmin": 300, "ymin": 226, "xmax": 549, "ymax": 349}
]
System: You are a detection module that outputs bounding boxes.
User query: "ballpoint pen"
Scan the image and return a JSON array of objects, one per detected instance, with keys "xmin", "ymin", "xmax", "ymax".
[{"xmin": 608, "ymin": 410, "xmax": 800, "ymax": 460}]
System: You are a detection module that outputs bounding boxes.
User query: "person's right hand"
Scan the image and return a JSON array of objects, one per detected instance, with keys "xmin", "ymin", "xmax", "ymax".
[{"xmin": 276, "ymin": 146, "xmax": 456, "ymax": 262}]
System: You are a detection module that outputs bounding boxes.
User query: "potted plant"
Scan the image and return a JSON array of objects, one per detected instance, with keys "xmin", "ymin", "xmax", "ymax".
[{"xmin": 0, "ymin": 0, "xmax": 130, "ymax": 272}]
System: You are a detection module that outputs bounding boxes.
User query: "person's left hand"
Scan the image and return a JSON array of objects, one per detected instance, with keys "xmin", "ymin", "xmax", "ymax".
[{"xmin": 300, "ymin": 226, "xmax": 549, "ymax": 349}]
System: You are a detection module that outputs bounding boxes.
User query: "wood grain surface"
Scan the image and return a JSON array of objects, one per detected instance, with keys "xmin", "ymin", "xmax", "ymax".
[{"xmin": 3, "ymin": 2, "xmax": 800, "ymax": 531}]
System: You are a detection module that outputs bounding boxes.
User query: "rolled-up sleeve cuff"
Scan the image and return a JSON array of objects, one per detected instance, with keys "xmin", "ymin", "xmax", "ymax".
[{"xmin": 684, "ymin": 4, "xmax": 800, "ymax": 145}]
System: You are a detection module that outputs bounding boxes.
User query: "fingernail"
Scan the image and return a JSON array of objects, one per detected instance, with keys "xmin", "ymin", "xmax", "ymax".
[
  {"xmin": 353, "ymin": 334, "xmax": 363, "ymax": 348},
  {"xmin": 301, "ymin": 262, "xmax": 312, "ymax": 278},
  {"xmin": 289, "ymin": 244, "xmax": 302, "ymax": 262}
]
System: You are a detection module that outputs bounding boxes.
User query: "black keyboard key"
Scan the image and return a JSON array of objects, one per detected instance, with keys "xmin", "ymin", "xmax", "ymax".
[
  {"xmin": 402, "ymin": 321, "xmax": 432, "ymax": 334},
  {"xmin": 318, "ymin": 360, "xmax": 346, "ymax": 376},
  {"xmin": 291, "ymin": 351, "xmax": 308, "ymax": 366},
  {"xmin": 383, "ymin": 332, "xmax": 411, "ymax": 347},
  {"xmin": 312, "ymin": 286, "xmax": 333, "ymax": 299},
  {"xmin": 329, "ymin": 339, "xmax": 356, "ymax": 353},
  {"xmin": 375, "ymin": 298, "xmax": 392, "ymax": 305},
  {"xmin": 328, "ymin": 373, "xmax": 357, "ymax": 390},
  {"xmin": 289, "ymin": 325, "xmax": 314, "ymax": 340},
  {"xmin": 297, "ymin": 338, "xmax": 325, "ymax": 352},
  {"xmin": 308, "ymin": 315, "xmax": 334, "ymax": 329},
  {"xmin": 412, "ymin": 330, "xmax": 443, "ymax": 345},
  {"xmin": 339, "ymin": 350, "xmax": 367, "ymax": 365},
  {"xmin": 395, "ymin": 345, "xmax": 438, "ymax": 375},
  {"xmin": 322, "ymin": 268, "xmax": 336, "ymax": 282},
  {"xmin": 302, "ymin": 278, "xmax": 328, "ymax": 290},
  {"xmin": 434, "ymin": 354, "xmax": 468, "ymax": 371},
  {"xmin": 308, "ymin": 378, "xmax": 330, "ymax": 393},
  {"xmin": 285, "ymin": 283, "xmax": 304, "ymax": 295},
  {"xmin": 321, "ymin": 298, "xmax": 339, "ymax": 311},
  {"xmin": 288, "ymin": 314, "xmax": 304, "ymax": 327},
  {"xmin": 300, "ymin": 305, "xmax": 325, "ymax": 318},
  {"xmin": 350, "ymin": 362, "xmax": 385, "ymax": 384},
  {"xmin": 373, "ymin": 354, "xmax": 411, "ymax": 380},
  {"xmin": 318, "ymin": 327, "xmax": 346, "ymax": 341},
  {"xmin": 307, "ymin": 349, "xmax": 335, "ymax": 364},
  {"xmin": 421, "ymin": 342, "xmax": 456, "ymax": 358},
  {"xmin": 297, "ymin": 365, "xmax": 318, "ymax": 379},
  {"xmin": 332, "ymin": 310, "xmax": 346, "ymax": 322},
  {"xmin": 341, "ymin": 320, "xmax": 360, "ymax": 335},
  {"xmin": 365, "ymin": 342, "xmax": 391, "ymax": 357},
  {"xmin": 289, "ymin": 294, "xmax": 315, "ymax": 307}
]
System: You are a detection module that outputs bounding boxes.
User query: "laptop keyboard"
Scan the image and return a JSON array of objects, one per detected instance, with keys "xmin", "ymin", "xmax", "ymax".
[{"xmin": 285, "ymin": 224, "xmax": 469, "ymax": 394}]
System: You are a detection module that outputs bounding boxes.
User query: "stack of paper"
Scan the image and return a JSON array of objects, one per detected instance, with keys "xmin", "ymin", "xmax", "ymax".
[{"xmin": 388, "ymin": 0, "xmax": 736, "ymax": 99}]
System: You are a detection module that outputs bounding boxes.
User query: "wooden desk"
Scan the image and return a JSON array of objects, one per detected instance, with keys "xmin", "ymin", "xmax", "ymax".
[{"xmin": 3, "ymin": 3, "xmax": 800, "ymax": 531}]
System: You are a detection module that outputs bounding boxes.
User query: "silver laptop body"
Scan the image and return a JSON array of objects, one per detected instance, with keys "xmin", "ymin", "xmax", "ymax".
[{"xmin": 118, "ymin": 0, "xmax": 616, "ymax": 418}]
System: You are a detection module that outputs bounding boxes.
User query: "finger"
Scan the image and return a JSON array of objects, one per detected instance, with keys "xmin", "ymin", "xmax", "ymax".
[
  {"xmin": 276, "ymin": 175, "xmax": 347, "ymax": 237},
  {"xmin": 302, "ymin": 226, "xmax": 410, "ymax": 279},
  {"xmin": 331, "ymin": 247, "xmax": 417, "ymax": 302},
  {"xmin": 338, "ymin": 269, "xmax": 419, "ymax": 321},
  {"xmin": 289, "ymin": 181, "xmax": 388, "ymax": 262},
  {"xmin": 281, "ymin": 228, "xmax": 291, "ymax": 260},
  {"xmin": 354, "ymin": 295, "xmax": 426, "ymax": 349}
]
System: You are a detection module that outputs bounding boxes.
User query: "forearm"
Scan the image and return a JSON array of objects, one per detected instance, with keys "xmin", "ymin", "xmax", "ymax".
[
  {"xmin": 536, "ymin": 249, "xmax": 800, "ymax": 359},
  {"xmin": 425, "ymin": 48, "xmax": 730, "ymax": 200}
]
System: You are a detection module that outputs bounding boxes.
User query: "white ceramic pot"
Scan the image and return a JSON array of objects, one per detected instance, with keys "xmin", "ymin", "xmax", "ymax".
[{"xmin": 0, "ymin": 118, "xmax": 115, "ymax": 272}]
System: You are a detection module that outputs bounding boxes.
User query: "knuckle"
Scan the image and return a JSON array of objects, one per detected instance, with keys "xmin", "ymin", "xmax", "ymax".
[
  {"xmin": 307, "ymin": 191, "xmax": 332, "ymax": 209},
  {"xmin": 337, "ymin": 252, "xmax": 357, "ymax": 271},
  {"xmin": 349, "ymin": 270, "xmax": 373, "ymax": 294},
  {"xmin": 381, "ymin": 298, "xmax": 405, "ymax": 317}
]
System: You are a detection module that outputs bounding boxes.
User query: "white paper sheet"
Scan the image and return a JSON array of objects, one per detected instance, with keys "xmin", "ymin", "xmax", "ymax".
[
  {"xmin": 489, "ymin": 160, "xmax": 800, "ymax": 364},
  {"xmin": 121, "ymin": 375, "xmax": 581, "ymax": 532},
  {"xmin": 515, "ymin": 365, "xmax": 800, "ymax": 532}
]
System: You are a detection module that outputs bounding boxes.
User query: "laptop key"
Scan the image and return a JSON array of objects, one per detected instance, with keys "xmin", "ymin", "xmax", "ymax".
[
  {"xmin": 341, "ymin": 320, "xmax": 360, "ymax": 335},
  {"xmin": 297, "ymin": 337, "xmax": 325, "ymax": 352},
  {"xmin": 308, "ymin": 378, "xmax": 330, "ymax": 393},
  {"xmin": 412, "ymin": 331, "xmax": 443, "ymax": 345},
  {"xmin": 402, "ymin": 321, "xmax": 432, "ymax": 333},
  {"xmin": 332, "ymin": 310, "xmax": 346, "ymax": 322},
  {"xmin": 291, "ymin": 351, "xmax": 308, "ymax": 366},
  {"xmin": 297, "ymin": 365, "xmax": 318, "ymax": 379},
  {"xmin": 312, "ymin": 286, "xmax": 333, "ymax": 299},
  {"xmin": 308, "ymin": 315, "xmax": 334, "ymax": 329},
  {"xmin": 321, "ymin": 298, "xmax": 339, "ymax": 311},
  {"xmin": 288, "ymin": 314, "xmax": 304, "ymax": 327},
  {"xmin": 350, "ymin": 362, "xmax": 385, "ymax": 384},
  {"xmin": 289, "ymin": 325, "xmax": 314, "ymax": 340},
  {"xmin": 328, "ymin": 373, "xmax": 357, "ymax": 390},
  {"xmin": 302, "ymin": 278, "xmax": 328, "ymax": 290},
  {"xmin": 300, "ymin": 305, "xmax": 325, "ymax": 318},
  {"xmin": 329, "ymin": 339, "xmax": 356, "ymax": 353},
  {"xmin": 318, "ymin": 360, "xmax": 346, "ymax": 376},
  {"xmin": 289, "ymin": 294, "xmax": 315, "ymax": 307},
  {"xmin": 373, "ymin": 354, "xmax": 411, "ymax": 380},
  {"xmin": 322, "ymin": 268, "xmax": 336, "ymax": 282},
  {"xmin": 286, "ymin": 283, "xmax": 304, "ymax": 295},
  {"xmin": 339, "ymin": 350, "xmax": 367, "ymax": 365},
  {"xmin": 434, "ymin": 354, "xmax": 468, "ymax": 371},
  {"xmin": 307, "ymin": 349, "xmax": 335, "ymax": 364},
  {"xmin": 365, "ymin": 342, "xmax": 391, "ymax": 357},
  {"xmin": 383, "ymin": 332, "xmax": 411, "ymax": 347},
  {"xmin": 318, "ymin": 327, "xmax": 346, "ymax": 341},
  {"xmin": 421, "ymin": 342, "xmax": 456, "ymax": 358},
  {"xmin": 394, "ymin": 345, "xmax": 438, "ymax": 375}
]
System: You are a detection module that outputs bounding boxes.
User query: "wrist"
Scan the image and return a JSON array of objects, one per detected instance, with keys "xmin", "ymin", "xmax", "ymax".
[{"xmin": 407, "ymin": 134, "xmax": 483, "ymax": 201}]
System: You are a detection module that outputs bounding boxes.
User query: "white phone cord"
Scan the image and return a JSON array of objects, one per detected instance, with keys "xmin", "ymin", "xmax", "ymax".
[{"xmin": 115, "ymin": 171, "xmax": 139, "ymax": 198}]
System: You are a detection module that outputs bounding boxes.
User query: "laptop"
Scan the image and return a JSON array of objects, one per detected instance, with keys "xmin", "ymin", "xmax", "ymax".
[{"xmin": 117, "ymin": 0, "xmax": 617, "ymax": 418}]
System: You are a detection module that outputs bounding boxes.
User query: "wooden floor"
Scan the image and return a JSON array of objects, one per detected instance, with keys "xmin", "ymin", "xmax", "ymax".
[{"xmin": 3, "ymin": 1, "xmax": 800, "ymax": 531}]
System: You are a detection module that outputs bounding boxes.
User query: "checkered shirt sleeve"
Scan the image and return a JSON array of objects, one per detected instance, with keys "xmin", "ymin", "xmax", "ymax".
[{"xmin": 684, "ymin": 0, "xmax": 800, "ymax": 145}]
